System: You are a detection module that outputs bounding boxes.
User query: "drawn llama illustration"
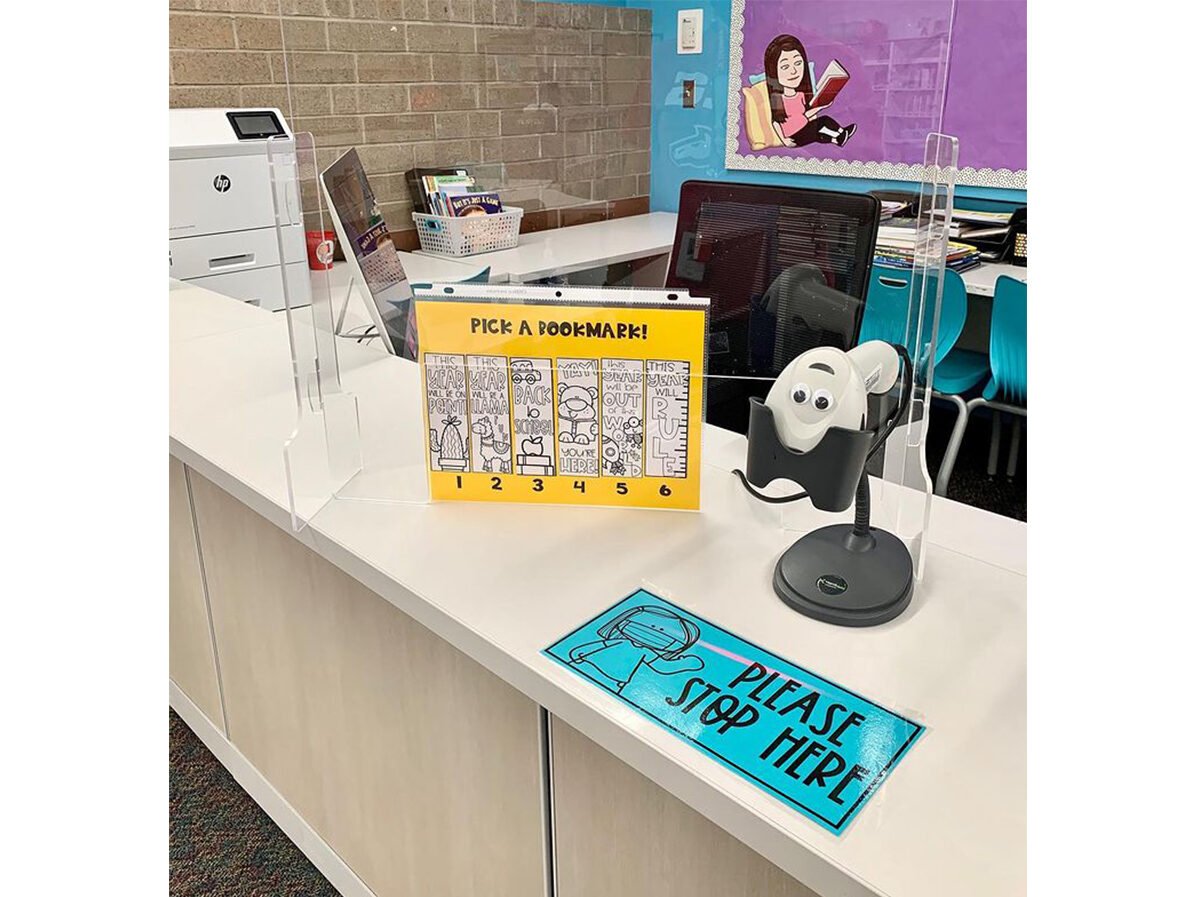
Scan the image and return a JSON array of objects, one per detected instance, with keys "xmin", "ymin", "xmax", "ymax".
[{"xmin": 471, "ymin": 417, "xmax": 512, "ymax": 473}]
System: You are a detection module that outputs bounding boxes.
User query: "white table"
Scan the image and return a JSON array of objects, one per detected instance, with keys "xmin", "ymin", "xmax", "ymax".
[
  {"xmin": 960, "ymin": 262, "xmax": 1028, "ymax": 298},
  {"xmin": 170, "ymin": 283, "xmax": 1026, "ymax": 897},
  {"xmin": 418, "ymin": 211, "xmax": 678, "ymax": 284}
]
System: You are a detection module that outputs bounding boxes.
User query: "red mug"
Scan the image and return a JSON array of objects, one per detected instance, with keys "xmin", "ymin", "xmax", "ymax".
[{"xmin": 306, "ymin": 230, "xmax": 336, "ymax": 271}]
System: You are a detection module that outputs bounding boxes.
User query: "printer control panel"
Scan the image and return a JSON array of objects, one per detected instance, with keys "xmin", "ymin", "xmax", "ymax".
[{"xmin": 226, "ymin": 110, "xmax": 286, "ymax": 141}]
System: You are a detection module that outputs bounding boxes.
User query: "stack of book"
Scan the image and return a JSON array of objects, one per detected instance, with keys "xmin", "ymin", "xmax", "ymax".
[
  {"xmin": 946, "ymin": 208, "xmax": 1016, "ymax": 262},
  {"xmin": 407, "ymin": 167, "xmax": 506, "ymax": 218},
  {"xmin": 879, "ymin": 200, "xmax": 909, "ymax": 222},
  {"xmin": 875, "ymin": 217, "xmax": 982, "ymax": 274}
]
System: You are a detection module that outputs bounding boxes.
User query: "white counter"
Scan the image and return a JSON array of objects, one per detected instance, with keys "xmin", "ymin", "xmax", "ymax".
[
  {"xmin": 417, "ymin": 211, "xmax": 678, "ymax": 283},
  {"xmin": 170, "ymin": 281, "xmax": 1026, "ymax": 897},
  {"xmin": 961, "ymin": 262, "xmax": 1028, "ymax": 298}
]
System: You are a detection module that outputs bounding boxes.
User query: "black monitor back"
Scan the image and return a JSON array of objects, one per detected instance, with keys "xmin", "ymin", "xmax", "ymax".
[{"xmin": 666, "ymin": 180, "xmax": 880, "ymax": 433}]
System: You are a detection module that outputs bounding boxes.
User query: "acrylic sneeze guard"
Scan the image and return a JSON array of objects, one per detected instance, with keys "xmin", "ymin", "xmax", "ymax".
[
  {"xmin": 770, "ymin": 133, "xmax": 958, "ymax": 585},
  {"xmin": 267, "ymin": 125, "xmax": 955, "ymax": 604},
  {"xmin": 268, "ymin": 133, "xmax": 430, "ymax": 531}
]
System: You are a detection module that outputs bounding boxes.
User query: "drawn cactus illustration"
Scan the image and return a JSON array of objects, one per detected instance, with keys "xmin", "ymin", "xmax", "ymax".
[{"xmin": 432, "ymin": 415, "xmax": 468, "ymax": 471}]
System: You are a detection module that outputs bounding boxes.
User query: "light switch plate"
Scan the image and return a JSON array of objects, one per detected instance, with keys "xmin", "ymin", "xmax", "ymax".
[{"xmin": 678, "ymin": 8, "xmax": 703, "ymax": 54}]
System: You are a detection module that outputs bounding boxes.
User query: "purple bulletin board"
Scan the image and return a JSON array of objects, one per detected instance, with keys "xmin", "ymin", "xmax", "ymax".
[{"xmin": 726, "ymin": 0, "xmax": 1026, "ymax": 188}]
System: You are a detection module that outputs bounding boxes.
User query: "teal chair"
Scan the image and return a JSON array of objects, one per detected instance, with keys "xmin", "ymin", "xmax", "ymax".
[
  {"xmin": 860, "ymin": 266, "xmax": 989, "ymax": 491},
  {"xmin": 860, "ymin": 265, "xmax": 988, "ymax": 386},
  {"xmin": 936, "ymin": 275, "xmax": 1027, "ymax": 493}
]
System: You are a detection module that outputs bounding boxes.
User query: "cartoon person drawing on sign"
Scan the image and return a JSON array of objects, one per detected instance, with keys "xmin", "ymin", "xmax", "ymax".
[
  {"xmin": 765, "ymin": 34, "xmax": 856, "ymax": 148},
  {"xmin": 567, "ymin": 606, "xmax": 704, "ymax": 694}
]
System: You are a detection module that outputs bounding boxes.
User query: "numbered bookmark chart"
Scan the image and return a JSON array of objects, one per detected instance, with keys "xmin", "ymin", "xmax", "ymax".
[{"xmin": 415, "ymin": 289, "xmax": 708, "ymax": 510}]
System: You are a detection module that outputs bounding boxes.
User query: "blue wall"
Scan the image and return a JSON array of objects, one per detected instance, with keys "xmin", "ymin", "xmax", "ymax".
[{"xmin": 541, "ymin": 0, "xmax": 1026, "ymax": 212}]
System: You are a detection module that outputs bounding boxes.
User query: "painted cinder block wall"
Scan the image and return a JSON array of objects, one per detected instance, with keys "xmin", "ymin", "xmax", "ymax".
[{"xmin": 169, "ymin": 0, "xmax": 654, "ymax": 246}]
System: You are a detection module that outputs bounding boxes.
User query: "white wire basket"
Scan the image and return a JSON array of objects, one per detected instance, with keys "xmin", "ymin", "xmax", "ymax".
[{"xmin": 412, "ymin": 206, "xmax": 523, "ymax": 257}]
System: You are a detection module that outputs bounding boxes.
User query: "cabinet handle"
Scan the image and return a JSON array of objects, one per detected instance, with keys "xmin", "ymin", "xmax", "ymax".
[{"xmin": 210, "ymin": 253, "xmax": 255, "ymax": 270}]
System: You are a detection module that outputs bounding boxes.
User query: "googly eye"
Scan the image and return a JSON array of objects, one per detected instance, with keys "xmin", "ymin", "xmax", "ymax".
[
  {"xmin": 791, "ymin": 382, "xmax": 811, "ymax": 405},
  {"xmin": 813, "ymin": 389, "xmax": 834, "ymax": 412}
]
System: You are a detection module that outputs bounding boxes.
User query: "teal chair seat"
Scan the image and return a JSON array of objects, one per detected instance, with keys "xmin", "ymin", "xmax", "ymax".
[{"xmin": 934, "ymin": 349, "xmax": 989, "ymax": 395}]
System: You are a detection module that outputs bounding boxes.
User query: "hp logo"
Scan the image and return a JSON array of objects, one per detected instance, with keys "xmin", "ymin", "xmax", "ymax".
[{"xmin": 213, "ymin": 174, "xmax": 231, "ymax": 193}]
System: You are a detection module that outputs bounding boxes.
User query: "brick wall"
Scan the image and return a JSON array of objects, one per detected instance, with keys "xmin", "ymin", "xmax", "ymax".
[{"xmin": 169, "ymin": 0, "xmax": 652, "ymax": 248}]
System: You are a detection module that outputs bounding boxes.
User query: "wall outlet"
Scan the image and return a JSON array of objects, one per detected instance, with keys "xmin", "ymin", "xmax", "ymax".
[
  {"xmin": 678, "ymin": 9, "xmax": 703, "ymax": 54},
  {"xmin": 682, "ymin": 79, "xmax": 695, "ymax": 108}
]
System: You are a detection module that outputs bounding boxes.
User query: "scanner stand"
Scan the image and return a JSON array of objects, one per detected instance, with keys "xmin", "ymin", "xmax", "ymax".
[{"xmin": 745, "ymin": 399, "xmax": 914, "ymax": 627}]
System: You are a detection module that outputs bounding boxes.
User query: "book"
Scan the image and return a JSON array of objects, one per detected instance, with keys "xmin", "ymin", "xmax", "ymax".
[
  {"xmin": 810, "ymin": 59, "xmax": 849, "ymax": 108},
  {"xmin": 425, "ymin": 175, "xmax": 475, "ymax": 215},
  {"xmin": 949, "ymin": 208, "xmax": 1013, "ymax": 226},
  {"xmin": 448, "ymin": 192, "xmax": 504, "ymax": 217},
  {"xmin": 406, "ymin": 167, "xmax": 470, "ymax": 214},
  {"xmin": 958, "ymin": 225, "xmax": 1010, "ymax": 240}
]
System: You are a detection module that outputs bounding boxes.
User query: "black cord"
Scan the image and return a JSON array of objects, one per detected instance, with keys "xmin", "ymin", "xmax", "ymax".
[
  {"xmin": 733, "ymin": 468, "xmax": 809, "ymax": 503},
  {"xmin": 732, "ymin": 345, "xmax": 915, "ymax": 505},
  {"xmin": 865, "ymin": 346, "xmax": 914, "ymax": 463}
]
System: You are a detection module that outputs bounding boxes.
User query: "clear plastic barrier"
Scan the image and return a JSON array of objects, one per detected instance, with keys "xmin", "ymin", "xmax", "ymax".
[
  {"xmin": 876, "ymin": 132, "xmax": 959, "ymax": 578},
  {"xmin": 267, "ymin": 132, "xmax": 429, "ymax": 531}
]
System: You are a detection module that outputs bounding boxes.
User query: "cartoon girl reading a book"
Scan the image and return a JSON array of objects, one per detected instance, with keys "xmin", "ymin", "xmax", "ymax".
[{"xmin": 764, "ymin": 34, "xmax": 856, "ymax": 148}]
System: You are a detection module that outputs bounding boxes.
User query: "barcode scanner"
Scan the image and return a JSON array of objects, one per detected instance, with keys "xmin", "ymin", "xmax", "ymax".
[
  {"xmin": 737, "ymin": 341, "xmax": 916, "ymax": 627},
  {"xmin": 763, "ymin": 341, "xmax": 901, "ymax": 453}
]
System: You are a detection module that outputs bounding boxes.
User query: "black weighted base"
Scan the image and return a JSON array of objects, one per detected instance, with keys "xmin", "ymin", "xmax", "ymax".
[{"xmin": 773, "ymin": 524, "xmax": 914, "ymax": 627}]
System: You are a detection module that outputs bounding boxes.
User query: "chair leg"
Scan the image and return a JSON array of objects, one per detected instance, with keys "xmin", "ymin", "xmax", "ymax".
[
  {"xmin": 987, "ymin": 410, "xmax": 1002, "ymax": 477},
  {"xmin": 1006, "ymin": 416, "xmax": 1023, "ymax": 479},
  {"xmin": 935, "ymin": 394, "xmax": 971, "ymax": 497}
]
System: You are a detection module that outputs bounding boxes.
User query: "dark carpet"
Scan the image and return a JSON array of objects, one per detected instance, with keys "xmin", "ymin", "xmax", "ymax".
[
  {"xmin": 169, "ymin": 710, "xmax": 341, "ymax": 897},
  {"xmin": 925, "ymin": 402, "xmax": 1026, "ymax": 522}
]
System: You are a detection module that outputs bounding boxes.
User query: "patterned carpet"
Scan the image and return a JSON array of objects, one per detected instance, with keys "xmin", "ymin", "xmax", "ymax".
[
  {"xmin": 169, "ymin": 711, "xmax": 341, "ymax": 897},
  {"xmin": 925, "ymin": 403, "xmax": 1026, "ymax": 522}
]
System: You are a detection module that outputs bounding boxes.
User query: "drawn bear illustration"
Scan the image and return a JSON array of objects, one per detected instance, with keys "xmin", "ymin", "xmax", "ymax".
[{"xmin": 558, "ymin": 384, "xmax": 598, "ymax": 444}]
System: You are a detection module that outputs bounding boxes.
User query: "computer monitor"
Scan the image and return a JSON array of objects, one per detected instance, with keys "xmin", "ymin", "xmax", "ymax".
[
  {"xmin": 320, "ymin": 148, "xmax": 417, "ymax": 359},
  {"xmin": 666, "ymin": 180, "xmax": 880, "ymax": 432}
]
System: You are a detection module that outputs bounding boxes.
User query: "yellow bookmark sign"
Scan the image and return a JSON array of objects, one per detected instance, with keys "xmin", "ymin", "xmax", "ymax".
[{"xmin": 416, "ymin": 295, "xmax": 707, "ymax": 510}]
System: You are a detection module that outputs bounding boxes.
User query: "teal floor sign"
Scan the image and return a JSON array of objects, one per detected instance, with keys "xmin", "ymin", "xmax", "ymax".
[{"xmin": 544, "ymin": 588, "xmax": 924, "ymax": 835}]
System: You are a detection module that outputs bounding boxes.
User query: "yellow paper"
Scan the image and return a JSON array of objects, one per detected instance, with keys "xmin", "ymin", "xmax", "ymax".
[{"xmin": 416, "ymin": 292, "xmax": 707, "ymax": 510}]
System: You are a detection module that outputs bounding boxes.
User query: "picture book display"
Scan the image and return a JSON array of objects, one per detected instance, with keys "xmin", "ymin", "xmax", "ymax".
[{"xmin": 415, "ymin": 286, "xmax": 709, "ymax": 510}]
